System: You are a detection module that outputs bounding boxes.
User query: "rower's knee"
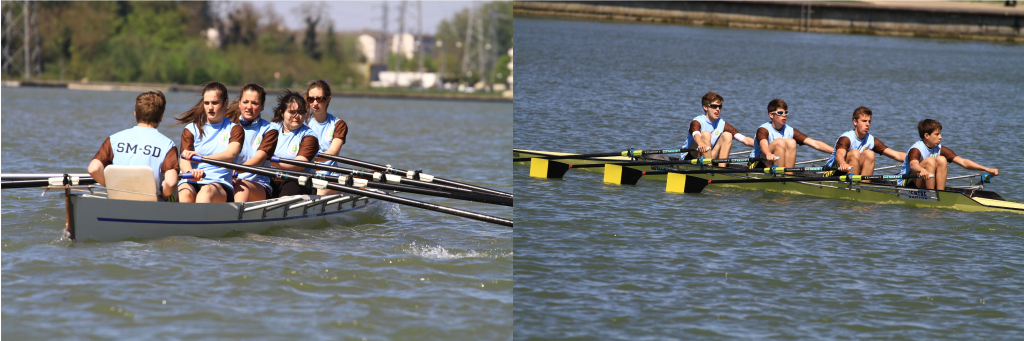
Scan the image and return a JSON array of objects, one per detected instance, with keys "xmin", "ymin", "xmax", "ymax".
[
  {"xmin": 862, "ymin": 150, "xmax": 876, "ymax": 162},
  {"xmin": 784, "ymin": 138, "xmax": 797, "ymax": 150},
  {"xmin": 936, "ymin": 156, "xmax": 947, "ymax": 167},
  {"xmin": 920, "ymin": 157, "xmax": 937, "ymax": 170},
  {"xmin": 846, "ymin": 150, "xmax": 861, "ymax": 162}
]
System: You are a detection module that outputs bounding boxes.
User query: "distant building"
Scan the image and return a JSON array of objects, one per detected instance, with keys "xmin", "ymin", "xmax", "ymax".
[
  {"xmin": 204, "ymin": 28, "xmax": 221, "ymax": 48},
  {"xmin": 358, "ymin": 34, "xmax": 377, "ymax": 63}
]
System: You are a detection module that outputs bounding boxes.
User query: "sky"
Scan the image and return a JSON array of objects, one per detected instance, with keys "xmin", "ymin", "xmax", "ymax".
[{"xmin": 255, "ymin": 1, "xmax": 475, "ymax": 35}]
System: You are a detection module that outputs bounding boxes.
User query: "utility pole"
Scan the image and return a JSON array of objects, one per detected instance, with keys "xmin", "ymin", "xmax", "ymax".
[
  {"xmin": 462, "ymin": 2, "xmax": 475, "ymax": 82},
  {"xmin": 397, "ymin": 1, "xmax": 406, "ymax": 77},
  {"xmin": 417, "ymin": 0, "xmax": 424, "ymax": 88},
  {"xmin": 24, "ymin": 0, "xmax": 30, "ymax": 79},
  {"xmin": 381, "ymin": 2, "xmax": 388, "ymax": 67}
]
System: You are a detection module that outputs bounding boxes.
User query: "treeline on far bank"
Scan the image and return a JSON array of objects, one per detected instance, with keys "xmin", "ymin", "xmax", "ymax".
[{"xmin": 8, "ymin": 1, "xmax": 511, "ymax": 88}]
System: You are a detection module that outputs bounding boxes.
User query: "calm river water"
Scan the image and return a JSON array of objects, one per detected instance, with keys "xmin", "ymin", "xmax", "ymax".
[
  {"xmin": 514, "ymin": 18, "xmax": 1024, "ymax": 339},
  {"xmin": 2, "ymin": 87, "xmax": 511, "ymax": 339}
]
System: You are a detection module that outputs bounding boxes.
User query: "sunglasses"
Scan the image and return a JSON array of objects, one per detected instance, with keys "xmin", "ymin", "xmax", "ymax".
[
  {"xmin": 306, "ymin": 96, "xmax": 328, "ymax": 103},
  {"xmin": 706, "ymin": 104, "xmax": 723, "ymax": 109},
  {"xmin": 771, "ymin": 110, "xmax": 789, "ymax": 116}
]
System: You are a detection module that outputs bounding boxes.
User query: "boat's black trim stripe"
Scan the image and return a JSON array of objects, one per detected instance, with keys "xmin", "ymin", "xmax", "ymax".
[{"xmin": 95, "ymin": 199, "xmax": 378, "ymax": 224}]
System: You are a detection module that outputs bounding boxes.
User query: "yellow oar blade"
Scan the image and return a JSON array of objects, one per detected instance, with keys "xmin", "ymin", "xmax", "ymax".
[
  {"xmin": 529, "ymin": 158, "xmax": 571, "ymax": 178},
  {"xmin": 603, "ymin": 164, "xmax": 644, "ymax": 185},
  {"xmin": 666, "ymin": 173, "xmax": 709, "ymax": 194}
]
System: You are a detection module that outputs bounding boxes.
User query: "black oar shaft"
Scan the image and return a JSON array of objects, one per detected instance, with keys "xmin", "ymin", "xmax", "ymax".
[
  {"xmin": 514, "ymin": 148, "xmax": 695, "ymax": 162},
  {"xmin": 708, "ymin": 174, "xmax": 919, "ymax": 184},
  {"xmin": 272, "ymin": 156, "xmax": 504, "ymax": 199},
  {"xmin": 257, "ymin": 162, "xmax": 512, "ymax": 206},
  {"xmin": 1, "ymin": 178, "xmax": 97, "ymax": 189},
  {"xmin": 191, "ymin": 156, "xmax": 512, "ymax": 227},
  {"xmin": 317, "ymin": 153, "xmax": 512, "ymax": 198}
]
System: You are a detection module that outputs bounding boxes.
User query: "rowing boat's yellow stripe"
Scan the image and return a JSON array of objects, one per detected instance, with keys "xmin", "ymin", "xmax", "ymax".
[{"xmin": 972, "ymin": 197, "xmax": 1024, "ymax": 211}]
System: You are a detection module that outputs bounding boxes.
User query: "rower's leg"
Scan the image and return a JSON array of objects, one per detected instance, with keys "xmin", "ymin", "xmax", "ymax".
[
  {"xmin": 915, "ymin": 157, "xmax": 937, "ymax": 189},
  {"xmin": 699, "ymin": 131, "xmax": 714, "ymax": 159},
  {"xmin": 177, "ymin": 183, "xmax": 197, "ymax": 203},
  {"xmin": 783, "ymin": 138, "xmax": 797, "ymax": 168},
  {"xmin": 859, "ymin": 150, "xmax": 876, "ymax": 178},
  {"xmin": 765, "ymin": 139, "xmax": 788, "ymax": 167},
  {"xmin": 935, "ymin": 156, "xmax": 948, "ymax": 190},
  {"xmin": 317, "ymin": 188, "xmax": 341, "ymax": 196},
  {"xmin": 196, "ymin": 184, "xmax": 228, "ymax": 203},
  {"xmin": 845, "ymin": 150, "xmax": 863, "ymax": 174},
  {"xmin": 233, "ymin": 179, "xmax": 250, "ymax": 202},
  {"xmin": 715, "ymin": 132, "xmax": 733, "ymax": 167}
]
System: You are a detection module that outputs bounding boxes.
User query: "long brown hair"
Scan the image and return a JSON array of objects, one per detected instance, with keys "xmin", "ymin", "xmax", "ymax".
[
  {"xmin": 226, "ymin": 83, "xmax": 267, "ymax": 124},
  {"xmin": 176, "ymin": 82, "xmax": 228, "ymax": 139}
]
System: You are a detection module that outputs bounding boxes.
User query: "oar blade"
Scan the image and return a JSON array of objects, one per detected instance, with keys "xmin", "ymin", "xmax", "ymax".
[
  {"xmin": 603, "ymin": 164, "xmax": 644, "ymax": 185},
  {"xmin": 529, "ymin": 158, "xmax": 571, "ymax": 179},
  {"xmin": 666, "ymin": 173, "xmax": 708, "ymax": 194}
]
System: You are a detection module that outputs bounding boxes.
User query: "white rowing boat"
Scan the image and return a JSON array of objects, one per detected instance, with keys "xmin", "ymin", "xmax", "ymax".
[{"xmin": 55, "ymin": 185, "xmax": 387, "ymax": 242}]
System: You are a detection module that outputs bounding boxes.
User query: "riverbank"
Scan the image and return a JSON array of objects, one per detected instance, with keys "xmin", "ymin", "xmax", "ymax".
[
  {"xmin": 0, "ymin": 79, "xmax": 513, "ymax": 102},
  {"xmin": 513, "ymin": 1, "xmax": 1024, "ymax": 43}
]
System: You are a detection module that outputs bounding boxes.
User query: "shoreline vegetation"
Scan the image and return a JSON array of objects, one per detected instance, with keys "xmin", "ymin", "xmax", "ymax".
[
  {"xmin": 1, "ymin": 79, "xmax": 511, "ymax": 102},
  {"xmin": 513, "ymin": 1, "xmax": 1024, "ymax": 43},
  {"xmin": 2, "ymin": 1, "xmax": 513, "ymax": 102}
]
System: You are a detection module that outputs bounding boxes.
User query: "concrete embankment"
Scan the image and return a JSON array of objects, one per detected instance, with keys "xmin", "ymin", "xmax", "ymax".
[
  {"xmin": 1, "ymin": 80, "xmax": 512, "ymax": 102},
  {"xmin": 514, "ymin": 1, "xmax": 1024, "ymax": 43}
]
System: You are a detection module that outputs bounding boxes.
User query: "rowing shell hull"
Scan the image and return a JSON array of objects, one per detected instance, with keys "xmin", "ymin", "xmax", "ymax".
[
  {"xmin": 513, "ymin": 149, "xmax": 1024, "ymax": 214},
  {"xmin": 68, "ymin": 193, "xmax": 385, "ymax": 242}
]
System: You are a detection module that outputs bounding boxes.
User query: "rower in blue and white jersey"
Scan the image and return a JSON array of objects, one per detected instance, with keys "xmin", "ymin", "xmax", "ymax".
[
  {"xmin": 267, "ymin": 91, "xmax": 320, "ymax": 198},
  {"xmin": 682, "ymin": 92, "xmax": 753, "ymax": 166},
  {"xmin": 176, "ymin": 82, "xmax": 245, "ymax": 203},
  {"xmin": 898, "ymin": 119, "xmax": 997, "ymax": 190},
  {"xmin": 823, "ymin": 107, "xmax": 904, "ymax": 177},
  {"xmin": 750, "ymin": 98, "xmax": 833, "ymax": 169},
  {"xmin": 88, "ymin": 91, "xmax": 180, "ymax": 201},
  {"xmin": 304, "ymin": 80, "xmax": 350, "ymax": 195},
  {"xmin": 229, "ymin": 84, "xmax": 279, "ymax": 203}
]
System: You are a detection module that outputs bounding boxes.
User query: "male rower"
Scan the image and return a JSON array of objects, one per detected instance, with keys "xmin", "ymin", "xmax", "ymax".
[
  {"xmin": 824, "ymin": 107, "xmax": 905, "ymax": 176},
  {"xmin": 87, "ymin": 91, "xmax": 179, "ymax": 200},
  {"xmin": 681, "ymin": 92, "xmax": 754, "ymax": 166},
  {"xmin": 899, "ymin": 119, "xmax": 998, "ymax": 190},
  {"xmin": 750, "ymin": 99, "xmax": 833, "ymax": 168}
]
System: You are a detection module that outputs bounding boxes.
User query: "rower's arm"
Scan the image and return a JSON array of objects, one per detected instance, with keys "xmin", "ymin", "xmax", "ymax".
[
  {"xmin": 87, "ymin": 159, "xmax": 106, "ymax": 187},
  {"xmin": 951, "ymin": 156, "xmax": 998, "ymax": 176},
  {"xmin": 314, "ymin": 138, "xmax": 345, "ymax": 162},
  {"xmin": 882, "ymin": 148, "xmax": 906, "ymax": 162},
  {"xmin": 161, "ymin": 169, "xmax": 178, "ymax": 199},
  {"xmin": 204, "ymin": 142, "xmax": 242, "ymax": 162},
  {"xmin": 243, "ymin": 150, "xmax": 269, "ymax": 166},
  {"xmin": 803, "ymin": 138, "xmax": 834, "ymax": 154},
  {"xmin": 737, "ymin": 136, "xmax": 755, "ymax": 147}
]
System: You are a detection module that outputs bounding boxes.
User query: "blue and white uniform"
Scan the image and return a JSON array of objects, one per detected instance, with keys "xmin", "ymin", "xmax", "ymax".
[
  {"xmin": 233, "ymin": 118, "xmax": 278, "ymax": 192},
  {"xmin": 106, "ymin": 126, "xmax": 177, "ymax": 197},
  {"xmin": 272, "ymin": 123, "xmax": 319, "ymax": 173},
  {"xmin": 825, "ymin": 130, "xmax": 876, "ymax": 167},
  {"xmin": 682, "ymin": 115, "xmax": 725, "ymax": 158},
  {"xmin": 179, "ymin": 120, "xmax": 242, "ymax": 189},
  {"xmin": 306, "ymin": 113, "xmax": 347, "ymax": 176},
  {"xmin": 750, "ymin": 122, "xmax": 795, "ymax": 158}
]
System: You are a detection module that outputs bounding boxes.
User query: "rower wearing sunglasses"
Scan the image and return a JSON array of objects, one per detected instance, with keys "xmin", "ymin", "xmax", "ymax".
[
  {"xmin": 823, "ymin": 107, "xmax": 905, "ymax": 178},
  {"xmin": 681, "ymin": 92, "xmax": 754, "ymax": 166},
  {"xmin": 303, "ymin": 80, "xmax": 349, "ymax": 196},
  {"xmin": 750, "ymin": 99, "xmax": 833, "ymax": 169}
]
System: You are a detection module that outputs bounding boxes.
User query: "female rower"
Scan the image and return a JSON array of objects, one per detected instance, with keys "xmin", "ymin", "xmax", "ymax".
[
  {"xmin": 304, "ymin": 80, "xmax": 349, "ymax": 195},
  {"xmin": 226, "ymin": 83, "xmax": 279, "ymax": 202},
  {"xmin": 268, "ymin": 90, "xmax": 320, "ymax": 198},
  {"xmin": 176, "ymin": 82, "xmax": 244, "ymax": 203}
]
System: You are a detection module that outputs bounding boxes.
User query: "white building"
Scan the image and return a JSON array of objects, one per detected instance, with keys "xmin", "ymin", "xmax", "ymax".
[{"xmin": 358, "ymin": 34, "xmax": 377, "ymax": 63}]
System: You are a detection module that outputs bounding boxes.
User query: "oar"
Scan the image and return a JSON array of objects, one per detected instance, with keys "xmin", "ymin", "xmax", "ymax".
[
  {"xmin": 566, "ymin": 157, "xmax": 772, "ymax": 169},
  {"xmin": 186, "ymin": 155, "xmax": 512, "ymax": 227},
  {"xmin": 648, "ymin": 165, "xmax": 843, "ymax": 175},
  {"xmin": 512, "ymin": 148, "xmax": 696, "ymax": 162},
  {"xmin": 270, "ymin": 156, "xmax": 507, "ymax": 200},
  {"xmin": 1, "ymin": 173, "xmax": 91, "ymax": 180},
  {"xmin": 257, "ymin": 158, "xmax": 511, "ymax": 206},
  {"xmin": 317, "ymin": 153, "xmax": 512, "ymax": 199},
  {"xmin": 1, "ymin": 174, "xmax": 97, "ymax": 189},
  {"xmin": 706, "ymin": 174, "xmax": 923, "ymax": 184}
]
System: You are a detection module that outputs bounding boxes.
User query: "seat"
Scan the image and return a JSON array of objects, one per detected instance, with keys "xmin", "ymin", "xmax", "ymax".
[{"xmin": 103, "ymin": 165, "xmax": 158, "ymax": 201}]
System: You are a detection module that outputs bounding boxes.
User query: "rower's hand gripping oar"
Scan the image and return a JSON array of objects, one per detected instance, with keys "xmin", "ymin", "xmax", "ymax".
[{"xmin": 186, "ymin": 155, "xmax": 512, "ymax": 227}]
